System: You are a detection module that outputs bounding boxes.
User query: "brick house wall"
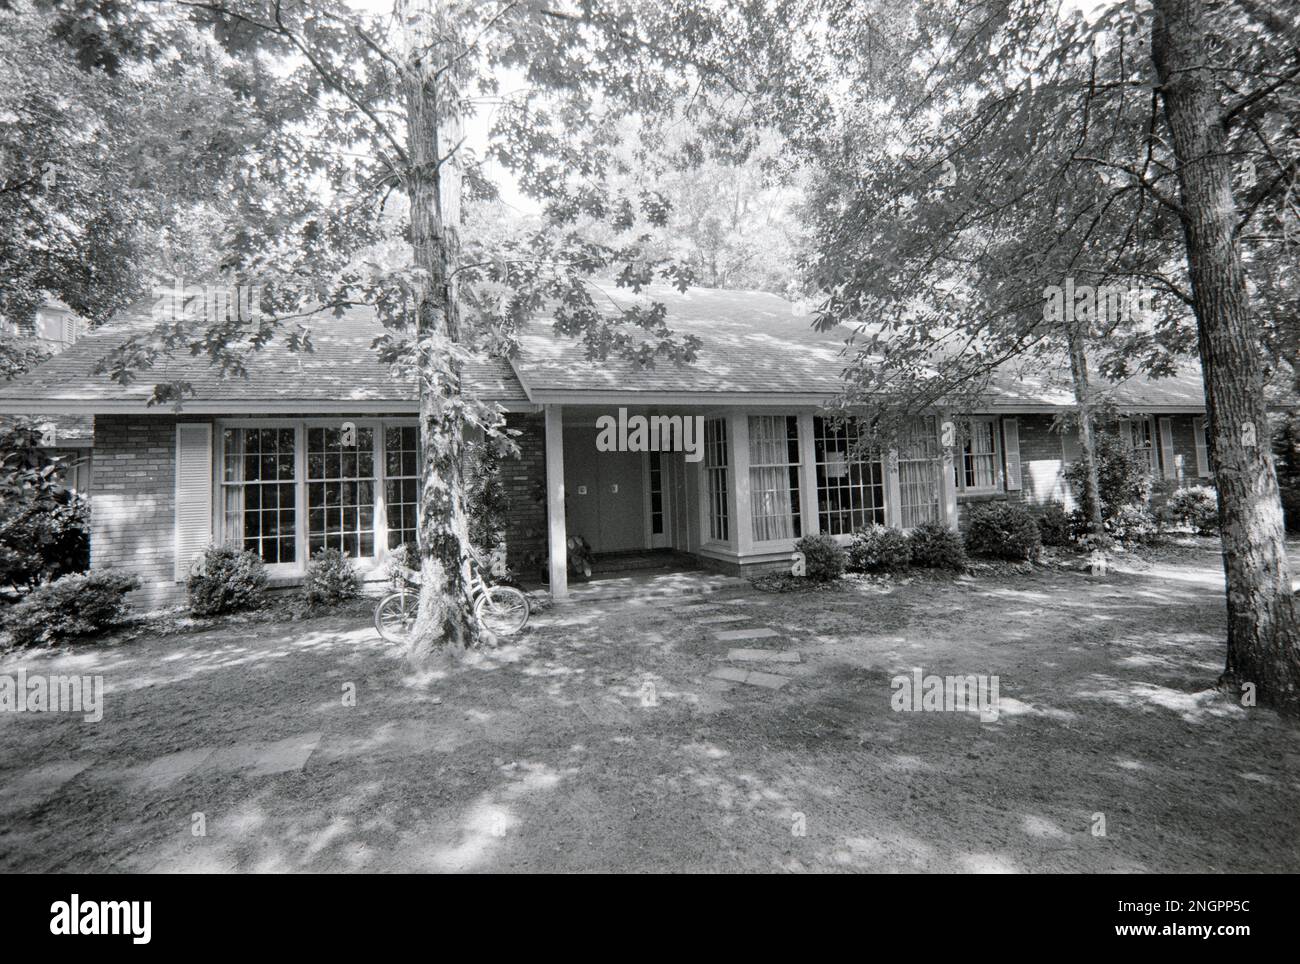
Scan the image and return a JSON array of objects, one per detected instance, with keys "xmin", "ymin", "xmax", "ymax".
[
  {"xmin": 500, "ymin": 412, "xmax": 547, "ymax": 579},
  {"xmin": 954, "ymin": 412, "xmax": 1209, "ymax": 529},
  {"xmin": 90, "ymin": 415, "xmax": 181, "ymax": 608}
]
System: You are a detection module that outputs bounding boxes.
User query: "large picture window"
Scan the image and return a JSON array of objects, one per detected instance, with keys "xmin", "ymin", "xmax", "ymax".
[
  {"xmin": 898, "ymin": 416, "xmax": 942, "ymax": 528},
  {"xmin": 814, "ymin": 416, "xmax": 884, "ymax": 534},
  {"xmin": 219, "ymin": 419, "xmax": 417, "ymax": 569},
  {"xmin": 704, "ymin": 418, "xmax": 729, "ymax": 542},
  {"xmin": 749, "ymin": 415, "xmax": 802, "ymax": 542},
  {"xmin": 221, "ymin": 427, "xmax": 297, "ymax": 565}
]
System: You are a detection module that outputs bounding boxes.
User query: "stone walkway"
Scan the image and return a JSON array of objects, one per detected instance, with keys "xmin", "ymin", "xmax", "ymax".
[
  {"xmin": 703, "ymin": 595, "xmax": 801, "ymax": 691},
  {"xmin": 0, "ymin": 731, "xmax": 322, "ymax": 818}
]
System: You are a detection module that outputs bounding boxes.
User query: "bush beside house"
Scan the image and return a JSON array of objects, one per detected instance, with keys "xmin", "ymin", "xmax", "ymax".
[
  {"xmin": 908, "ymin": 522, "xmax": 967, "ymax": 570},
  {"xmin": 848, "ymin": 524, "xmax": 912, "ymax": 573},
  {"xmin": 187, "ymin": 545, "xmax": 268, "ymax": 616},
  {"xmin": 303, "ymin": 548, "xmax": 361, "ymax": 607},
  {"xmin": 795, "ymin": 533, "xmax": 847, "ymax": 581},
  {"xmin": 2, "ymin": 571, "xmax": 139, "ymax": 646},
  {"xmin": 964, "ymin": 502, "xmax": 1042, "ymax": 560}
]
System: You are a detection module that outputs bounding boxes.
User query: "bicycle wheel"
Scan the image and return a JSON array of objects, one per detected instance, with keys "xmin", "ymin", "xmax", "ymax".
[
  {"xmin": 474, "ymin": 585, "xmax": 530, "ymax": 636},
  {"xmin": 374, "ymin": 590, "xmax": 417, "ymax": 644}
]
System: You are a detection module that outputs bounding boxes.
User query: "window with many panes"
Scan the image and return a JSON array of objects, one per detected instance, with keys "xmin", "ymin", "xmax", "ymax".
[
  {"xmin": 898, "ymin": 416, "xmax": 942, "ymax": 527},
  {"xmin": 648, "ymin": 450, "xmax": 665, "ymax": 536},
  {"xmin": 955, "ymin": 417, "xmax": 1000, "ymax": 492},
  {"xmin": 814, "ymin": 416, "xmax": 884, "ymax": 534},
  {"xmin": 749, "ymin": 415, "xmax": 802, "ymax": 542},
  {"xmin": 1123, "ymin": 416, "xmax": 1158, "ymax": 474},
  {"xmin": 222, "ymin": 427, "xmax": 297, "ymax": 565},
  {"xmin": 384, "ymin": 425, "xmax": 420, "ymax": 549},
  {"xmin": 307, "ymin": 426, "xmax": 376, "ymax": 558},
  {"xmin": 704, "ymin": 418, "xmax": 729, "ymax": 542}
]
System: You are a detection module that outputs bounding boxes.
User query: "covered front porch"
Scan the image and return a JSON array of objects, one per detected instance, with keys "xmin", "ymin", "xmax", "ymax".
[{"xmin": 537, "ymin": 403, "xmax": 959, "ymax": 600}]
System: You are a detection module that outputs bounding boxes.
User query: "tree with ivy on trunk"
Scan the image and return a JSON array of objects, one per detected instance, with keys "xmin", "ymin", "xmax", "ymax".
[{"xmin": 37, "ymin": 0, "xmax": 728, "ymax": 657}]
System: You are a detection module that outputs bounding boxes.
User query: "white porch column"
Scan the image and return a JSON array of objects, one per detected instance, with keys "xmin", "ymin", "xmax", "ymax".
[
  {"xmin": 544, "ymin": 404, "xmax": 568, "ymax": 600},
  {"xmin": 797, "ymin": 412, "xmax": 820, "ymax": 536},
  {"xmin": 939, "ymin": 413, "xmax": 959, "ymax": 530},
  {"xmin": 885, "ymin": 448, "xmax": 903, "ymax": 528},
  {"xmin": 729, "ymin": 411, "xmax": 752, "ymax": 556}
]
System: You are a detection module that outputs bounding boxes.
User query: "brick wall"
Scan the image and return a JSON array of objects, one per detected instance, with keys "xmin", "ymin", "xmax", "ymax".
[
  {"xmin": 91, "ymin": 415, "xmax": 182, "ymax": 608},
  {"xmin": 500, "ymin": 412, "xmax": 547, "ymax": 578}
]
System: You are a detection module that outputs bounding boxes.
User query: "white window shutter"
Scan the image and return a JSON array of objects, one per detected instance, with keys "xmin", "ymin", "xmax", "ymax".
[
  {"xmin": 1159, "ymin": 417, "xmax": 1176, "ymax": 480},
  {"xmin": 1118, "ymin": 417, "xmax": 1132, "ymax": 447},
  {"xmin": 1193, "ymin": 417, "xmax": 1210, "ymax": 477},
  {"xmin": 1002, "ymin": 417, "xmax": 1022, "ymax": 490},
  {"xmin": 1061, "ymin": 423, "xmax": 1082, "ymax": 462},
  {"xmin": 174, "ymin": 423, "xmax": 213, "ymax": 580}
]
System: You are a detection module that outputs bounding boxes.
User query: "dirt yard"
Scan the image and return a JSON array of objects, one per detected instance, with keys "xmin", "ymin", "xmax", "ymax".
[{"xmin": 1, "ymin": 539, "xmax": 1297, "ymax": 873}]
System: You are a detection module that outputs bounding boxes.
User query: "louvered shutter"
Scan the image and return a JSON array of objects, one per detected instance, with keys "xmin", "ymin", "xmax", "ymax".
[
  {"xmin": 1193, "ymin": 417, "xmax": 1210, "ymax": 477},
  {"xmin": 1002, "ymin": 417, "xmax": 1022, "ymax": 490},
  {"xmin": 174, "ymin": 423, "xmax": 213, "ymax": 580}
]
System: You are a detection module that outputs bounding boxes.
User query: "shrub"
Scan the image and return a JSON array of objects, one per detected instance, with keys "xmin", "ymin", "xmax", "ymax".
[
  {"xmin": 186, "ymin": 545, "xmax": 268, "ymax": 616},
  {"xmin": 0, "ymin": 423, "xmax": 90, "ymax": 593},
  {"xmin": 2, "ymin": 570, "xmax": 139, "ymax": 646},
  {"xmin": 1062, "ymin": 431, "xmax": 1152, "ymax": 521},
  {"xmin": 963, "ymin": 502, "xmax": 1042, "ymax": 560},
  {"xmin": 1163, "ymin": 485, "xmax": 1218, "ymax": 535},
  {"xmin": 794, "ymin": 533, "xmax": 847, "ymax": 581},
  {"xmin": 847, "ymin": 524, "xmax": 911, "ymax": 572},
  {"xmin": 304, "ymin": 548, "xmax": 361, "ymax": 607},
  {"xmin": 1037, "ymin": 503, "xmax": 1072, "ymax": 547},
  {"xmin": 1107, "ymin": 505, "xmax": 1160, "ymax": 545},
  {"xmin": 387, "ymin": 542, "xmax": 418, "ymax": 589},
  {"xmin": 907, "ymin": 522, "xmax": 967, "ymax": 570}
]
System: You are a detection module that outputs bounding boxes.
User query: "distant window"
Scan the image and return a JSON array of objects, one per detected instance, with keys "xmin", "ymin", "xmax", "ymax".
[
  {"xmin": 1123, "ymin": 417, "xmax": 1158, "ymax": 474},
  {"xmin": 954, "ymin": 417, "xmax": 1001, "ymax": 493}
]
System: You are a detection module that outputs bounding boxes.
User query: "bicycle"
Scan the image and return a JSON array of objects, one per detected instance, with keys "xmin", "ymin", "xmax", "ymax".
[{"xmin": 373, "ymin": 552, "xmax": 530, "ymax": 644}]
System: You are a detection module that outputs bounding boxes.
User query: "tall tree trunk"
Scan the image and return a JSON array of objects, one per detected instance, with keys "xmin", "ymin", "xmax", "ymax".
[
  {"xmin": 400, "ymin": 0, "xmax": 477, "ymax": 656},
  {"xmin": 1152, "ymin": 0, "xmax": 1300, "ymax": 710},
  {"xmin": 1065, "ymin": 321, "xmax": 1106, "ymax": 542}
]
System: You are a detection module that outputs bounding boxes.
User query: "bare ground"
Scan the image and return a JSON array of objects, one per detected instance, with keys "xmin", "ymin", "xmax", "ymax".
[{"xmin": 1, "ymin": 538, "xmax": 1297, "ymax": 873}]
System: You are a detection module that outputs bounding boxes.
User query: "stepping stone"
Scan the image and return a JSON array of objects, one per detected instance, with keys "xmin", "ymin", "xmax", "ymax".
[
  {"xmin": 746, "ymin": 671, "xmax": 792, "ymax": 690},
  {"xmin": 697, "ymin": 613, "xmax": 749, "ymax": 625},
  {"xmin": 678, "ymin": 604, "xmax": 722, "ymax": 614},
  {"xmin": 129, "ymin": 747, "xmax": 216, "ymax": 791},
  {"xmin": 201, "ymin": 732, "xmax": 321, "ymax": 778},
  {"xmin": 714, "ymin": 627, "xmax": 780, "ymax": 641},
  {"xmin": 707, "ymin": 667, "xmax": 791, "ymax": 690},
  {"xmin": 727, "ymin": 648, "xmax": 801, "ymax": 663},
  {"xmin": 708, "ymin": 666, "xmax": 749, "ymax": 684}
]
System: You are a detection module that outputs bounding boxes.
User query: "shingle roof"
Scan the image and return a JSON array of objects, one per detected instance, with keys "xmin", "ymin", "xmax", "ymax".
[
  {"xmin": 513, "ymin": 286, "xmax": 852, "ymax": 396},
  {"xmin": 0, "ymin": 285, "xmax": 1206, "ymax": 413},
  {"xmin": 0, "ymin": 303, "xmax": 527, "ymax": 411}
]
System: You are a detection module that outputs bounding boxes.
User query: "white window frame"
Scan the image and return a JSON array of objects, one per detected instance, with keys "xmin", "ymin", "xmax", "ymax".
[
  {"xmin": 1121, "ymin": 415, "xmax": 1158, "ymax": 475},
  {"xmin": 813, "ymin": 415, "xmax": 886, "ymax": 535},
  {"xmin": 215, "ymin": 417, "xmax": 418, "ymax": 576},
  {"xmin": 747, "ymin": 414, "xmax": 804, "ymax": 545},
  {"xmin": 953, "ymin": 416, "xmax": 1003, "ymax": 494}
]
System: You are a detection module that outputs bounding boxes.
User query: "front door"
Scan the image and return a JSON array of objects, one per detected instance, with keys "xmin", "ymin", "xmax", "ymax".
[{"xmin": 563, "ymin": 423, "xmax": 646, "ymax": 553}]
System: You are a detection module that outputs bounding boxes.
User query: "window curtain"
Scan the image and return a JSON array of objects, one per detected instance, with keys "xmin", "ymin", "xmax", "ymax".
[{"xmin": 749, "ymin": 416, "xmax": 795, "ymax": 541}]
